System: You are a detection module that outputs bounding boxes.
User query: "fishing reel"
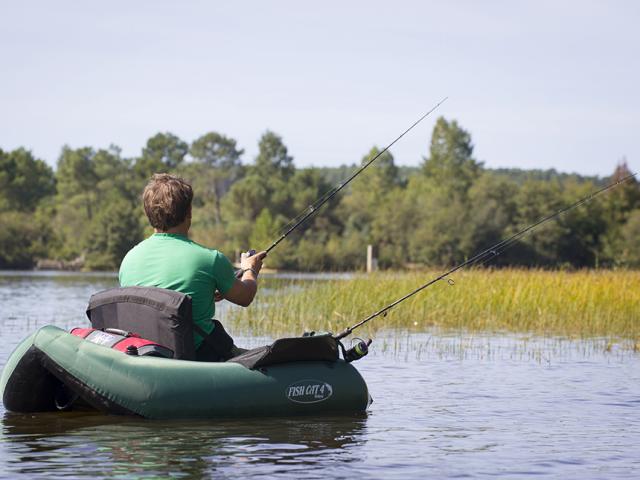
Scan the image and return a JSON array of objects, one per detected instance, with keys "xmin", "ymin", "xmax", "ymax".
[
  {"xmin": 341, "ymin": 337, "xmax": 372, "ymax": 363},
  {"xmin": 304, "ymin": 331, "xmax": 372, "ymax": 363}
]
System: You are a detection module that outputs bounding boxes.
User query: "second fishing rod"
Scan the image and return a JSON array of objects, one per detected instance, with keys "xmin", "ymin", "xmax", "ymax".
[{"xmin": 334, "ymin": 172, "xmax": 638, "ymax": 341}]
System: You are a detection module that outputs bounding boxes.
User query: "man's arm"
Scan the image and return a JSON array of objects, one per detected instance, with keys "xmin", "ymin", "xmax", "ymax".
[{"xmin": 222, "ymin": 251, "xmax": 266, "ymax": 307}]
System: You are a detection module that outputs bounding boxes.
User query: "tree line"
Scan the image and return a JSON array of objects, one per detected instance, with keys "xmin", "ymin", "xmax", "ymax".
[{"xmin": 1, "ymin": 117, "xmax": 639, "ymax": 271}]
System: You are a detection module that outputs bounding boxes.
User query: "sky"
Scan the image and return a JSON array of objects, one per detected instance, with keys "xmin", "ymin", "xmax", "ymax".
[{"xmin": 1, "ymin": 1, "xmax": 638, "ymax": 176}]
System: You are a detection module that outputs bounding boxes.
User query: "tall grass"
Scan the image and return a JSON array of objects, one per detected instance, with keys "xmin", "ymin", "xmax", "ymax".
[{"xmin": 229, "ymin": 269, "xmax": 640, "ymax": 342}]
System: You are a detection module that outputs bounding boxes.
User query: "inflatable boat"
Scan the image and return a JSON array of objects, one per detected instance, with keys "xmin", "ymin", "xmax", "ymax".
[
  {"xmin": 1, "ymin": 287, "xmax": 371, "ymax": 419},
  {"xmin": 1, "ymin": 325, "xmax": 370, "ymax": 419}
]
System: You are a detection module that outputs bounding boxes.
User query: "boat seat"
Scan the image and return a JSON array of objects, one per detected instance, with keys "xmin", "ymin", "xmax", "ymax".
[
  {"xmin": 86, "ymin": 286, "xmax": 196, "ymax": 360},
  {"xmin": 86, "ymin": 287, "xmax": 342, "ymax": 368}
]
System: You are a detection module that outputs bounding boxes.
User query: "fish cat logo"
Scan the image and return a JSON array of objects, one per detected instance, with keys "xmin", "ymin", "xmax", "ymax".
[{"xmin": 286, "ymin": 380, "xmax": 333, "ymax": 404}]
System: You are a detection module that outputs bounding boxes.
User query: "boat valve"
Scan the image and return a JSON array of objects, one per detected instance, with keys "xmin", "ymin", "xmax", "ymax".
[{"xmin": 126, "ymin": 345, "xmax": 139, "ymax": 356}]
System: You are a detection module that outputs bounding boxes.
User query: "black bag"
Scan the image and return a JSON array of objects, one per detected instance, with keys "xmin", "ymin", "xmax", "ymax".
[
  {"xmin": 228, "ymin": 334, "xmax": 339, "ymax": 369},
  {"xmin": 86, "ymin": 287, "xmax": 196, "ymax": 360}
]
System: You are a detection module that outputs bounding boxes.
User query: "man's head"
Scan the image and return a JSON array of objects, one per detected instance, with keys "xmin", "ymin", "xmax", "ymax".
[{"xmin": 143, "ymin": 174, "xmax": 193, "ymax": 232}]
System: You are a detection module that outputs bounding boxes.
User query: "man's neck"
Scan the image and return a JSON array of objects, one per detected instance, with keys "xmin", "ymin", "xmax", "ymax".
[{"xmin": 154, "ymin": 226, "xmax": 189, "ymax": 236}]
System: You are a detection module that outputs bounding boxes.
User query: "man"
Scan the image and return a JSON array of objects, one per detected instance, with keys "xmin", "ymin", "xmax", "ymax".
[{"xmin": 119, "ymin": 173, "xmax": 266, "ymax": 361}]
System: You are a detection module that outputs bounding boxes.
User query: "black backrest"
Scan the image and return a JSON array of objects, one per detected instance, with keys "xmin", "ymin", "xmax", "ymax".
[{"xmin": 86, "ymin": 287, "xmax": 196, "ymax": 360}]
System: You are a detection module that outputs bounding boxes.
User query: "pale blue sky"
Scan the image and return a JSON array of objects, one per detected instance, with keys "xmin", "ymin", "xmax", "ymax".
[{"xmin": 1, "ymin": 1, "xmax": 638, "ymax": 176}]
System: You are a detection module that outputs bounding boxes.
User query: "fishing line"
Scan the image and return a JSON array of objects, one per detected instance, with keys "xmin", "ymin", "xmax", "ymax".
[
  {"xmin": 334, "ymin": 172, "xmax": 638, "ymax": 340},
  {"xmin": 264, "ymin": 97, "xmax": 449, "ymax": 254}
]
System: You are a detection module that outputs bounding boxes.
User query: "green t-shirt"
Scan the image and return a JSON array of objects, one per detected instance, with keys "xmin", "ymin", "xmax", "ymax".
[{"xmin": 118, "ymin": 233, "xmax": 237, "ymax": 349}]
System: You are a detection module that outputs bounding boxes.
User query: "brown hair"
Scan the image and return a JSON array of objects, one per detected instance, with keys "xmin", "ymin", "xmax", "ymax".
[{"xmin": 142, "ymin": 174, "xmax": 193, "ymax": 231}]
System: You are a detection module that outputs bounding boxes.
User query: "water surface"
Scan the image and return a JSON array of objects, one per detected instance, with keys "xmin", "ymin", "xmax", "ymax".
[{"xmin": 1, "ymin": 271, "xmax": 638, "ymax": 479}]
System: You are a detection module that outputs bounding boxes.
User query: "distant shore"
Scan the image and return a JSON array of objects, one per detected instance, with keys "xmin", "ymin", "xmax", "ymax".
[{"xmin": 34, "ymin": 258, "xmax": 86, "ymax": 271}]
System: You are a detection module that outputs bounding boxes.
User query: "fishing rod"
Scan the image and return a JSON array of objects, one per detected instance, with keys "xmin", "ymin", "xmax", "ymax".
[
  {"xmin": 334, "ymin": 172, "xmax": 638, "ymax": 340},
  {"xmin": 262, "ymin": 97, "xmax": 448, "ymax": 254}
]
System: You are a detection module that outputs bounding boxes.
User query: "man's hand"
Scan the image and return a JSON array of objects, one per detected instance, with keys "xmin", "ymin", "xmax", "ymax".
[
  {"xmin": 223, "ymin": 250, "xmax": 267, "ymax": 307},
  {"xmin": 240, "ymin": 250, "xmax": 267, "ymax": 275}
]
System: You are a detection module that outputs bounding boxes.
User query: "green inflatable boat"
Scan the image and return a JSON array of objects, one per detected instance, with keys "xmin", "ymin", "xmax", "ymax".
[{"xmin": 1, "ymin": 325, "xmax": 370, "ymax": 419}]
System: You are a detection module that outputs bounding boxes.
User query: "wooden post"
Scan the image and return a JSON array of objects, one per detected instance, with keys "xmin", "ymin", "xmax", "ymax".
[{"xmin": 366, "ymin": 244, "xmax": 378, "ymax": 273}]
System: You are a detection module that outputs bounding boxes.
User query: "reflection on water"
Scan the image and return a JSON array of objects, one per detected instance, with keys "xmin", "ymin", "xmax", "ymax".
[
  {"xmin": 2, "ymin": 412, "xmax": 367, "ymax": 479},
  {"xmin": 1, "ymin": 271, "xmax": 639, "ymax": 479}
]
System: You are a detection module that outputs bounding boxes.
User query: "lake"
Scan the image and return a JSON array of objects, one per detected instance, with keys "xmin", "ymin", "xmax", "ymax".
[{"xmin": 1, "ymin": 271, "xmax": 638, "ymax": 479}]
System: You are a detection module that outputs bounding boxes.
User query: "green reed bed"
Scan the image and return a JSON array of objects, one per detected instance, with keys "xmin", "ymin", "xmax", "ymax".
[{"xmin": 230, "ymin": 270, "xmax": 640, "ymax": 343}]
